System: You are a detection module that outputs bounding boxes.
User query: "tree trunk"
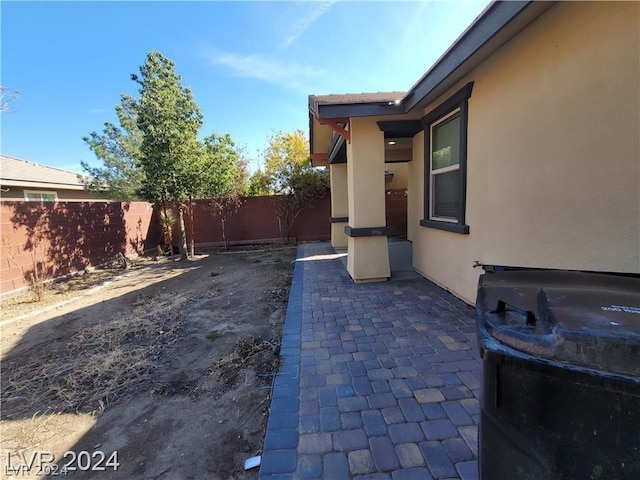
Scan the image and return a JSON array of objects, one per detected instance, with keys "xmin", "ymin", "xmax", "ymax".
[
  {"xmin": 177, "ymin": 204, "xmax": 188, "ymax": 260},
  {"xmin": 161, "ymin": 197, "xmax": 173, "ymax": 257},
  {"xmin": 220, "ymin": 217, "xmax": 228, "ymax": 250}
]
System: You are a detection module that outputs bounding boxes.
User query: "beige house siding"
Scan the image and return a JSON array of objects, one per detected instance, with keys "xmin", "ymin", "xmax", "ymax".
[
  {"xmin": 1, "ymin": 188, "xmax": 110, "ymax": 202},
  {"xmin": 408, "ymin": 1, "xmax": 640, "ymax": 304}
]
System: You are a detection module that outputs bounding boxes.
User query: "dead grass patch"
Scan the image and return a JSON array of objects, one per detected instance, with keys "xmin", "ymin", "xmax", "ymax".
[
  {"xmin": 215, "ymin": 335, "xmax": 281, "ymax": 390},
  {"xmin": 1, "ymin": 303, "xmax": 183, "ymax": 419}
]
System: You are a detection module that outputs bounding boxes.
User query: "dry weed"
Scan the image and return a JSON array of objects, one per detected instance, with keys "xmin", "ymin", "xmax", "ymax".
[
  {"xmin": 1, "ymin": 307, "xmax": 183, "ymax": 419},
  {"xmin": 214, "ymin": 335, "xmax": 281, "ymax": 390}
]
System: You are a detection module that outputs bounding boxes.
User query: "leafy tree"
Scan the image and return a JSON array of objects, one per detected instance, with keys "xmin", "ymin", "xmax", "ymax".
[
  {"xmin": 246, "ymin": 169, "xmax": 271, "ymax": 196},
  {"xmin": 200, "ymin": 133, "xmax": 248, "ymax": 249},
  {"xmin": 132, "ymin": 50, "xmax": 203, "ymax": 260},
  {"xmin": 82, "ymin": 95, "xmax": 143, "ymax": 201},
  {"xmin": 259, "ymin": 130, "xmax": 330, "ymax": 243}
]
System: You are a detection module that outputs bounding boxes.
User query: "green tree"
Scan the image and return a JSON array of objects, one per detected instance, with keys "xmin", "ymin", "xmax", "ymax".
[
  {"xmin": 200, "ymin": 133, "xmax": 248, "ymax": 249},
  {"xmin": 133, "ymin": 50, "xmax": 203, "ymax": 260},
  {"xmin": 82, "ymin": 95, "xmax": 143, "ymax": 201},
  {"xmin": 246, "ymin": 169, "xmax": 271, "ymax": 196},
  {"xmin": 260, "ymin": 130, "xmax": 330, "ymax": 243}
]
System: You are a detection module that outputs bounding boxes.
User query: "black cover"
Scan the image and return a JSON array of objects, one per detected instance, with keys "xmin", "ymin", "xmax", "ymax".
[{"xmin": 476, "ymin": 268, "xmax": 640, "ymax": 480}]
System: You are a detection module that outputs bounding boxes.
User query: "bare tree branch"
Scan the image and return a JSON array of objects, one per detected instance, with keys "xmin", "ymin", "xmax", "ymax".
[{"xmin": 1, "ymin": 86, "xmax": 20, "ymax": 113}]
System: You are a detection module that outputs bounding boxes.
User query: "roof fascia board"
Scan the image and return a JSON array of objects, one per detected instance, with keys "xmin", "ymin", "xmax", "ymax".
[
  {"xmin": 0, "ymin": 179, "xmax": 86, "ymax": 190},
  {"xmin": 309, "ymin": 1, "xmax": 556, "ymax": 151},
  {"xmin": 377, "ymin": 120, "xmax": 423, "ymax": 138},
  {"xmin": 311, "ymin": 2, "xmax": 555, "ymax": 122},
  {"xmin": 315, "ymin": 101, "xmax": 403, "ymax": 120},
  {"xmin": 403, "ymin": 1, "xmax": 555, "ymax": 112}
]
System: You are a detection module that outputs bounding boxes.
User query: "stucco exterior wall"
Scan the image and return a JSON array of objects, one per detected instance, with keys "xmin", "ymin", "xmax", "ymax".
[
  {"xmin": 384, "ymin": 163, "xmax": 408, "ymax": 190},
  {"xmin": 346, "ymin": 117, "xmax": 390, "ymax": 280},
  {"xmin": 408, "ymin": 1, "xmax": 640, "ymax": 304}
]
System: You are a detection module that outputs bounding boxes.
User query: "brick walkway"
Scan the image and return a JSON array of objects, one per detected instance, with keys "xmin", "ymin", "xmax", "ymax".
[{"xmin": 259, "ymin": 243, "xmax": 481, "ymax": 480}]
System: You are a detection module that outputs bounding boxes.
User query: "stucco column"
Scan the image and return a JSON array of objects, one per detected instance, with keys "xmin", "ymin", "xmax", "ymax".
[
  {"xmin": 330, "ymin": 163, "xmax": 349, "ymax": 248},
  {"xmin": 345, "ymin": 118, "xmax": 390, "ymax": 282}
]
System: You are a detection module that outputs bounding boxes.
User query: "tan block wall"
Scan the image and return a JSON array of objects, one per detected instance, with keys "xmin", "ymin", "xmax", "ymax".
[{"xmin": 409, "ymin": 1, "xmax": 640, "ymax": 304}]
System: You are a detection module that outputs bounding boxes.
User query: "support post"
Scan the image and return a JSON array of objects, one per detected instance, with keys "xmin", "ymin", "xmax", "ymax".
[{"xmin": 345, "ymin": 118, "xmax": 390, "ymax": 282}]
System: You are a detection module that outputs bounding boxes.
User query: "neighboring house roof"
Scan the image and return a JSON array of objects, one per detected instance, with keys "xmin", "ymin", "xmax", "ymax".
[
  {"xmin": 309, "ymin": 1, "xmax": 556, "ymax": 124},
  {"xmin": 0, "ymin": 154, "xmax": 87, "ymax": 190}
]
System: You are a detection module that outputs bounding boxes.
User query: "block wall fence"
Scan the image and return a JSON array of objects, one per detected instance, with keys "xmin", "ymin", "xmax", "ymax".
[{"xmin": 1, "ymin": 191, "xmax": 407, "ymax": 297}]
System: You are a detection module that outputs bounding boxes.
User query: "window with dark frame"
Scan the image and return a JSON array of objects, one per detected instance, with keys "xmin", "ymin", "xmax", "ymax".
[{"xmin": 420, "ymin": 82, "xmax": 473, "ymax": 234}]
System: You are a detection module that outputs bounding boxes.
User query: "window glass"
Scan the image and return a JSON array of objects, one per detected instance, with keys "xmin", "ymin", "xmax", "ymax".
[
  {"xmin": 421, "ymin": 81, "xmax": 473, "ymax": 234},
  {"xmin": 433, "ymin": 170, "xmax": 460, "ymax": 218},
  {"xmin": 24, "ymin": 191, "xmax": 57, "ymax": 202},
  {"xmin": 431, "ymin": 111, "xmax": 460, "ymax": 170}
]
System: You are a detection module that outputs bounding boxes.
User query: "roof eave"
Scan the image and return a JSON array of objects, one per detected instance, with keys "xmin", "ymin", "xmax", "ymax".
[
  {"xmin": 403, "ymin": 1, "xmax": 556, "ymax": 113},
  {"xmin": 308, "ymin": 1, "xmax": 557, "ymax": 154},
  {"xmin": 313, "ymin": 101, "xmax": 404, "ymax": 120},
  {"xmin": 0, "ymin": 179, "xmax": 87, "ymax": 190}
]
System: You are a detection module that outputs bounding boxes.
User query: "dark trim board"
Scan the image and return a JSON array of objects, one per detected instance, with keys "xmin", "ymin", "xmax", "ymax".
[
  {"xmin": 330, "ymin": 139, "xmax": 347, "ymax": 164},
  {"xmin": 377, "ymin": 120, "xmax": 423, "ymax": 138},
  {"xmin": 344, "ymin": 226, "xmax": 391, "ymax": 237},
  {"xmin": 422, "ymin": 82, "xmax": 473, "ymax": 235},
  {"xmin": 330, "ymin": 216, "xmax": 348, "ymax": 224},
  {"xmin": 315, "ymin": 101, "xmax": 402, "ymax": 120},
  {"xmin": 420, "ymin": 219, "xmax": 470, "ymax": 234},
  {"xmin": 420, "ymin": 82, "xmax": 474, "ymax": 126},
  {"xmin": 385, "ymin": 159, "xmax": 412, "ymax": 164}
]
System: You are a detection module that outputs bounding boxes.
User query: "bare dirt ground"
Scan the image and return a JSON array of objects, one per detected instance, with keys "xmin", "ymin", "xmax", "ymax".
[{"xmin": 1, "ymin": 245, "xmax": 298, "ymax": 479}]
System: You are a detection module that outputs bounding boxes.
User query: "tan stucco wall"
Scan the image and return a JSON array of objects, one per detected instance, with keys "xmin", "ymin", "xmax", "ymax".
[
  {"xmin": 408, "ymin": 1, "xmax": 640, "ymax": 304},
  {"xmin": 330, "ymin": 163, "xmax": 349, "ymax": 248},
  {"xmin": 346, "ymin": 117, "xmax": 390, "ymax": 280},
  {"xmin": 384, "ymin": 163, "xmax": 408, "ymax": 190},
  {"xmin": 346, "ymin": 118, "xmax": 388, "ymax": 228},
  {"xmin": 407, "ymin": 133, "xmax": 424, "ymax": 244}
]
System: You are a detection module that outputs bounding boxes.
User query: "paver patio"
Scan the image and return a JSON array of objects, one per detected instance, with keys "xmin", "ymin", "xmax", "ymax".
[{"xmin": 259, "ymin": 242, "xmax": 481, "ymax": 480}]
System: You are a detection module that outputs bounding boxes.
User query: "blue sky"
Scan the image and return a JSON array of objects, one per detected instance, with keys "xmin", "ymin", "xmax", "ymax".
[{"xmin": 1, "ymin": 0, "xmax": 490, "ymax": 173}]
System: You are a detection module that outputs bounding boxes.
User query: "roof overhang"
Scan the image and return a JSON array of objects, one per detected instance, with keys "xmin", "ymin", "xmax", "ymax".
[
  {"xmin": 309, "ymin": 1, "xmax": 557, "ymax": 161},
  {"xmin": 401, "ymin": 0, "xmax": 555, "ymax": 113},
  {"xmin": 0, "ymin": 179, "xmax": 87, "ymax": 190}
]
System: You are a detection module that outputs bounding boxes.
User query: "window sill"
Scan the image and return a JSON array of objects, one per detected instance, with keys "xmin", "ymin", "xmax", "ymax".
[{"xmin": 420, "ymin": 219, "xmax": 469, "ymax": 234}]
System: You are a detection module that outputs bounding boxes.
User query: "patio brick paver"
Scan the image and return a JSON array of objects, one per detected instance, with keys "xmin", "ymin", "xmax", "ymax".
[{"xmin": 259, "ymin": 243, "xmax": 481, "ymax": 480}]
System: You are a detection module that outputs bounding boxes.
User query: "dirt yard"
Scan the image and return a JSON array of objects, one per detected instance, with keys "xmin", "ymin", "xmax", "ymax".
[{"xmin": 0, "ymin": 246, "xmax": 298, "ymax": 479}]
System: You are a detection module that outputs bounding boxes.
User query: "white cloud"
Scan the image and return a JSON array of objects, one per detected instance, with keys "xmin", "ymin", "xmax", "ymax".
[
  {"xmin": 279, "ymin": 1, "xmax": 336, "ymax": 50},
  {"xmin": 203, "ymin": 46, "xmax": 327, "ymax": 92}
]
